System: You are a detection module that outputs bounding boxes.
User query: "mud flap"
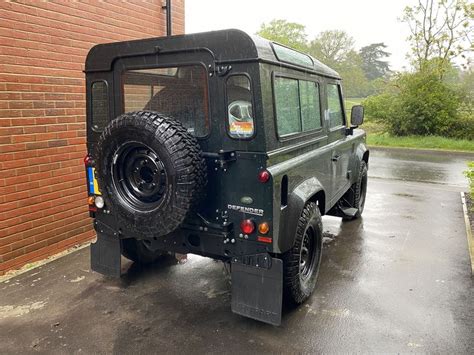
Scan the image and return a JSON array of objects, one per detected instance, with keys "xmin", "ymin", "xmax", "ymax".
[
  {"xmin": 90, "ymin": 232, "xmax": 122, "ymax": 278},
  {"xmin": 231, "ymin": 254, "xmax": 283, "ymax": 326}
]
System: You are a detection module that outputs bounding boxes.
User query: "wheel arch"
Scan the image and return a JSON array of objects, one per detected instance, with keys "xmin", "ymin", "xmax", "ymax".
[
  {"xmin": 277, "ymin": 177, "xmax": 326, "ymax": 253},
  {"xmin": 356, "ymin": 143, "xmax": 369, "ymax": 167}
]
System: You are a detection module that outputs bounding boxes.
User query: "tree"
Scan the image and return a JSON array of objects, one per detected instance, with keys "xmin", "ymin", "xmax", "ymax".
[
  {"xmin": 308, "ymin": 30, "xmax": 370, "ymax": 97},
  {"xmin": 338, "ymin": 51, "xmax": 370, "ymax": 97},
  {"xmin": 256, "ymin": 19, "xmax": 308, "ymax": 52},
  {"xmin": 359, "ymin": 43, "xmax": 391, "ymax": 80},
  {"xmin": 402, "ymin": 0, "xmax": 474, "ymax": 73},
  {"xmin": 308, "ymin": 30, "xmax": 355, "ymax": 68}
]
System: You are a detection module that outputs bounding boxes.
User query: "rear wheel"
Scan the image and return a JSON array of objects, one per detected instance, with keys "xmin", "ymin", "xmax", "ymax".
[
  {"xmin": 121, "ymin": 238, "xmax": 164, "ymax": 264},
  {"xmin": 282, "ymin": 202, "xmax": 323, "ymax": 305}
]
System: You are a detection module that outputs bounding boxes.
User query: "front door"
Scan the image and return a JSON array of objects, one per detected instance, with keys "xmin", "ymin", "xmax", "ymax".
[{"xmin": 326, "ymin": 83, "xmax": 351, "ymax": 202}]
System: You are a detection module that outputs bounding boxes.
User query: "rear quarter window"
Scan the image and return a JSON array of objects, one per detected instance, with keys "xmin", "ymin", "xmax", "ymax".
[{"xmin": 226, "ymin": 75, "xmax": 254, "ymax": 139}]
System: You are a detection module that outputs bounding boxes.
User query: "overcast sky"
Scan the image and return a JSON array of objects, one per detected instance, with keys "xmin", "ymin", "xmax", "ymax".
[{"xmin": 185, "ymin": 0, "xmax": 414, "ymax": 71}]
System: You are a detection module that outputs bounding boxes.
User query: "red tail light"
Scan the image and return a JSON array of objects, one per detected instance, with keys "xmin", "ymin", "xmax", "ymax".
[
  {"xmin": 84, "ymin": 154, "xmax": 92, "ymax": 166},
  {"xmin": 240, "ymin": 219, "xmax": 255, "ymax": 234},
  {"xmin": 258, "ymin": 170, "xmax": 270, "ymax": 183}
]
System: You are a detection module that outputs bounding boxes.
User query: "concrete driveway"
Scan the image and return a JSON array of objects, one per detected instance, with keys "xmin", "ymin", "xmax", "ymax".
[{"xmin": 1, "ymin": 147, "xmax": 473, "ymax": 353}]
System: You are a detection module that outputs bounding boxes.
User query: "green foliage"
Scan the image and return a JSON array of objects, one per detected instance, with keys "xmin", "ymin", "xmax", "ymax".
[
  {"xmin": 256, "ymin": 19, "xmax": 308, "ymax": 52},
  {"xmin": 362, "ymin": 64, "xmax": 474, "ymax": 139},
  {"xmin": 465, "ymin": 162, "xmax": 474, "ymax": 198}
]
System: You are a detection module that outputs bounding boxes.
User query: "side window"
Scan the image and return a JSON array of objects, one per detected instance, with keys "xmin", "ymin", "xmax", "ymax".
[
  {"xmin": 91, "ymin": 81, "xmax": 109, "ymax": 131},
  {"xmin": 274, "ymin": 77, "xmax": 300, "ymax": 136},
  {"xmin": 227, "ymin": 75, "xmax": 254, "ymax": 139},
  {"xmin": 327, "ymin": 84, "xmax": 344, "ymax": 128},
  {"xmin": 274, "ymin": 76, "xmax": 322, "ymax": 137},
  {"xmin": 300, "ymin": 81, "xmax": 322, "ymax": 131}
]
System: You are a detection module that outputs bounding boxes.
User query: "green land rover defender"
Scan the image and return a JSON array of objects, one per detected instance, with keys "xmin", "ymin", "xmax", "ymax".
[{"xmin": 84, "ymin": 29, "xmax": 369, "ymax": 325}]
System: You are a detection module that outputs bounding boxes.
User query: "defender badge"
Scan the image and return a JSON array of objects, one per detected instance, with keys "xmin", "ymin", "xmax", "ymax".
[{"xmin": 227, "ymin": 204, "xmax": 264, "ymax": 216}]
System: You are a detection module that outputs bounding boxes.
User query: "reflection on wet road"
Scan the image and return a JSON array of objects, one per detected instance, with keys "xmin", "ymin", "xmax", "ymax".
[
  {"xmin": 369, "ymin": 147, "xmax": 472, "ymax": 188},
  {"xmin": 0, "ymin": 147, "xmax": 473, "ymax": 353}
]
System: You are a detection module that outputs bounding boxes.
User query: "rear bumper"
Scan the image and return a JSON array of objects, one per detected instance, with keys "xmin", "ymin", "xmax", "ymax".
[{"xmin": 92, "ymin": 214, "xmax": 273, "ymax": 260}]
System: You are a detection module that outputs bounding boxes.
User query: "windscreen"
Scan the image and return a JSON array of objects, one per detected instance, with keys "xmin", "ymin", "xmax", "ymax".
[{"xmin": 122, "ymin": 65, "xmax": 209, "ymax": 137}]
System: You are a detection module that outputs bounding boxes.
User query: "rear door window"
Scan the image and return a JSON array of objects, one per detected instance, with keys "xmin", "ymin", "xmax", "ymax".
[{"xmin": 122, "ymin": 65, "xmax": 209, "ymax": 137}]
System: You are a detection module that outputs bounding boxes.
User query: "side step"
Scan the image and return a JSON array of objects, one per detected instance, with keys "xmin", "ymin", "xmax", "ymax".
[
  {"xmin": 340, "ymin": 207, "xmax": 358, "ymax": 218},
  {"xmin": 231, "ymin": 254, "xmax": 283, "ymax": 326}
]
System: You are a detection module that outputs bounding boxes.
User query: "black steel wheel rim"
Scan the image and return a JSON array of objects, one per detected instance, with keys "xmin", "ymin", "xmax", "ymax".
[
  {"xmin": 299, "ymin": 226, "xmax": 316, "ymax": 282},
  {"xmin": 111, "ymin": 142, "xmax": 168, "ymax": 212}
]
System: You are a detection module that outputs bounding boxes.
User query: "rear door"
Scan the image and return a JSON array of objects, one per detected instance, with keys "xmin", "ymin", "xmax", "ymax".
[
  {"xmin": 113, "ymin": 50, "xmax": 224, "ymax": 220},
  {"xmin": 326, "ymin": 82, "xmax": 351, "ymax": 202}
]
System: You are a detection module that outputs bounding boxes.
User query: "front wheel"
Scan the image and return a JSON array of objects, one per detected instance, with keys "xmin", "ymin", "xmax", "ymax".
[{"xmin": 282, "ymin": 202, "xmax": 323, "ymax": 305}]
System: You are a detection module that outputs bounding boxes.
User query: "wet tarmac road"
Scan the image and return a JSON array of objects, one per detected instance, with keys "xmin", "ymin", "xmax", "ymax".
[{"xmin": 1, "ymin": 147, "xmax": 473, "ymax": 353}]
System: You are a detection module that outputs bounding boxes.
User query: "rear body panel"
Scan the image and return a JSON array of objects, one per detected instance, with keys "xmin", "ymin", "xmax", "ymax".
[{"xmin": 85, "ymin": 30, "xmax": 367, "ymax": 258}]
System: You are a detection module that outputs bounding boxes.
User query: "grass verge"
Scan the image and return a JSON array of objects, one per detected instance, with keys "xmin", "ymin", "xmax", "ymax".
[{"xmin": 367, "ymin": 132, "xmax": 474, "ymax": 152}]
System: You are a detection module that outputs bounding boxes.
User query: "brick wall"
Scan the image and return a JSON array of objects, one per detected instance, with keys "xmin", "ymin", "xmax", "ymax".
[{"xmin": 0, "ymin": 0, "xmax": 185, "ymax": 275}]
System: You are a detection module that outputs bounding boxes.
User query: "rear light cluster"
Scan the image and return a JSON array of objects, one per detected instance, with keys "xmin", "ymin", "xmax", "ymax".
[
  {"xmin": 87, "ymin": 195, "xmax": 104, "ymax": 209},
  {"xmin": 240, "ymin": 219, "xmax": 272, "ymax": 244},
  {"xmin": 84, "ymin": 153, "xmax": 104, "ymax": 211},
  {"xmin": 84, "ymin": 154, "xmax": 93, "ymax": 166},
  {"xmin": 258, "ymin": 170, "xmax": 270, "ymax": 183},
  {"xmin": 240, "ymin": 219, "xmax": 255, "ymax": 234}
]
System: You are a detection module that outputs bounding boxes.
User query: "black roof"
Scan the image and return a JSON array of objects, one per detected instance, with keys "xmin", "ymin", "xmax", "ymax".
[{"xmin": 85, "ymin": 29, "xmax": 340, "ymax": 79}]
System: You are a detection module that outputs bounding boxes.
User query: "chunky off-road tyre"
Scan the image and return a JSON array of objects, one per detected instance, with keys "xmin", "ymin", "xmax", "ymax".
[
  {"xmin": 282, "ymin": 202, "xmax": 323, "ymax": 305},
  {"xmin": 121, "ymin": 238, "xmax": 164, "ymax": 264},
  {"xmin": 342, "ymin": 160, "xmax": 368, "ymax": 220},
  {"xmin": 96, "ymin": 111, "xmax": 207, "ymax": 236}
]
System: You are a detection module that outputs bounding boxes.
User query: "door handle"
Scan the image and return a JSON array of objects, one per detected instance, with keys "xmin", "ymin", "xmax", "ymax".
[{"xmin": 331, "ymin": 155, "xmax": 340, "ymax": 162}]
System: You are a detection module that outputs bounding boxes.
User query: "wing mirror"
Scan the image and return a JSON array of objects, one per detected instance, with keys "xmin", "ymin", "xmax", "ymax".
[
  {"xmin": 346, "ymin": 105, "xmax": 364, "ymax": 135},
  {"xmin": 350, "ymin": 105, "xmax": 364, "ymax": 127}
]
